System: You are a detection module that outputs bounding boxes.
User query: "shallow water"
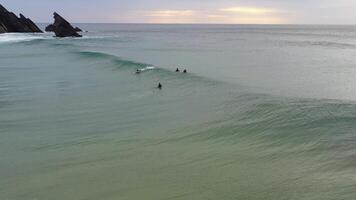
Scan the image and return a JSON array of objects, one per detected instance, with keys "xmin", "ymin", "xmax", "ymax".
[{"xmin": 1, "ymin": 25, "xmax": 356, "ymax": 200}]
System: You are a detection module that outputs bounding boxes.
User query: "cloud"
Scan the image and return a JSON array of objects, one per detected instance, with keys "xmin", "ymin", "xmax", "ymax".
[
  {"xmin": 217, "ymin": 6, "xmax": 286, "ymax": 24},
  {"xmin": 207, "ymin": 15, "xmax": 286, "ymax": 24},
  {"xmin": 220, "ymin": 7, "xmax": 278, "ymax": 15},
  {"xmin": 135, "ymin": 6, "xmax": 287, "ymax": 24},
  {"xmin": 140, "ymin": 10, "xmax": 199, "ymax": 23},
  {"xmin": 5, "ymin": 0, "xmax": 356, "ymax": 23},
  {"xmin": 146, "ymin": 10, "xmax": 195, "ymax": 17}
]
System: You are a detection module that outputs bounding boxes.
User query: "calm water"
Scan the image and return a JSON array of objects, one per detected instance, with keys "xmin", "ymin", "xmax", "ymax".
[{"xmin": 1, "ymin": 24, "xmax": 356, "ymax": 200}]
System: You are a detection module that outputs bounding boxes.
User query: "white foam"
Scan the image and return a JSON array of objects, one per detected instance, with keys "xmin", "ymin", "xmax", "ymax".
[
  {"xmin": 140, "ymin": 66, "xmax": 156, "ymax": 71},
  {"xmin": 0, "ymin": 33, "xmax": 50, "ymax": 44},
  {"xmin": 81, "ymin": 35, "xmax": 106, "ymax": 39}
]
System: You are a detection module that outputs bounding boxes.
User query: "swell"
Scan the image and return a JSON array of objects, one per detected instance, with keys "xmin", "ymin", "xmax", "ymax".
[
  {"xmin": 170, "ymin": 93, "xmax": 356, "ymax": 156},
  {"xmin": 161, "ymin": 95, "xmax": 356, "ymax": 199},
  {"xmin": 74, "ymin": 50, "xmax": 356, "ymax": 155},
  {"xmin": 74, "ymin": 50, "xmax": 217, "ymax": 85},
  {"xmin": 76, "ymin": 51, "xmax": 153, "ymax": 69},
  {"xmin": 282, "ymin": 40, "xmax": 356, "ymax": 49}
]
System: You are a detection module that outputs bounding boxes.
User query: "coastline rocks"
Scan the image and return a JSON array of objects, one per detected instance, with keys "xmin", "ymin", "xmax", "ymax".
[
  {"xmin": 46, "ymin": 12, "xmax": 82, "ymax": 37},
  {"xmin": 0, "ymin": 4, "xmax": 82, "ymax": 37},
  {"xmin": 18, "ymin": 14, "xmax": 42, "ymax": 32},
  {"xmin": 74, "ymin": 27, "xmax": 82, "ymax": 32},
  {"xmin": 0, "ymin": 22, "xmax": 6, "ymax": 33},
  {"xmin": 45, "ymin": 24, "xmax": 82, "ymax": 33},
  {"xmin": 45, "ymin": 24, "xmax": 55, "ymax": 32},
  {"xmin": 0, "ymin": 4, "xmax": 42, "ymax": 33}
]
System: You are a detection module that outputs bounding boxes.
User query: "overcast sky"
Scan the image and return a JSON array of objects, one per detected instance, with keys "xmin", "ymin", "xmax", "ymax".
[{"xmin": 2, "ymin": 0, "xmax": 356, "ymax": 24}]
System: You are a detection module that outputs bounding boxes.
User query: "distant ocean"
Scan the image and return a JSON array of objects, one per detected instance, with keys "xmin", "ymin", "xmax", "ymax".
[{"xmin": 1, "ymin": 24, "xmax": 356, "ymax": 200}]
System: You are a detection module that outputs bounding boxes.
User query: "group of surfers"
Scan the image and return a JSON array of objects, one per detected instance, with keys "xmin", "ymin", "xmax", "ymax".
[{"xmin": 135, "ymin": 67, "xmax": 188, "ymax": 89}]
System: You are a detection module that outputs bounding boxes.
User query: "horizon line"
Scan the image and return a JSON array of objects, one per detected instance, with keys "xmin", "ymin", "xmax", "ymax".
[{"xmin": 35, "ymin": 22, "xmax": 356, "ymax": 26}]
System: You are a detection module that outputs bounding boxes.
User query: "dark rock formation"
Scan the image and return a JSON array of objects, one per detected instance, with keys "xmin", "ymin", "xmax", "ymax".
[
  {"xmin": 46, "ymin": 24, "xmax": 83, "ymax": 33},
  {"xmin": 45, "ymin": 24, "xmax": 55, "ymax": 32},
  {"xmin": 0, "ymin": 4, "xmax": 42, "ymax": 33},
  {"xmin": 46, "ymin": 12, "xmax": 82, "ymax": 37},
  {"xmin": 19, "ymin": 14, "xmax": 42, "ymax": 32},
  {"xmin": 0, "ymin": 22, "xmax": 6, "ymax": 33},
  {"xmin": 74, "ymin": 27, "xmax": 82, "ymax": 32}
]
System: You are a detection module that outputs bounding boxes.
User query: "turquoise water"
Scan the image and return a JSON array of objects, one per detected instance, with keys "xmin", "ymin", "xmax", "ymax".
[{"xmin": 1, "ymin": 25, "xmax": 356, "ymax": 200}]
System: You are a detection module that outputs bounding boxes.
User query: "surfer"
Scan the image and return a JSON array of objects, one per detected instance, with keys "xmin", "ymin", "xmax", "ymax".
[
  {"xmin": 158, "ymin": 82, "xmax": 162, "ymax": 89},
  {"xmin": 183, "ymin": 69, "xmax": 187, "ymax": 73},
  {"xmin": 135, "ymin": 69, "xmax": 141, "ymax": 74},
  {"xmin": 176, "ymin": 68, "xmax": 180, "ymax": 72}
]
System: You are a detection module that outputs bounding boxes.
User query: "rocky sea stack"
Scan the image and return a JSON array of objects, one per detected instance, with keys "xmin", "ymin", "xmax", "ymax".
[
  {"xmin": 46, "ymin": 12, "xmax": 82, "ymax": 37},
  {"xmin": 0, "ymin": 4, "xmax": 42, "ymax": 33}
]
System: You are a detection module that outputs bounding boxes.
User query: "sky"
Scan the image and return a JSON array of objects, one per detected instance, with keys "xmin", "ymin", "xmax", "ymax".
[{"xmin": 2, "ymin": 0, "xmax": 356, "ymax": 24}]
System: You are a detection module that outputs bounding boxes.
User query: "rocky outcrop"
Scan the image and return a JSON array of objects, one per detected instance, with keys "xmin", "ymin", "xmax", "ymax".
[
  {"xmin": 45, "ymin": 24, "xmax": 83, "ymax": 33},
  {"xmin": 18, "ymin": 14, "xmax": 42, "ymax": 32},
  {"xmin": 0, "ymin": 4, "xmax": 42, "ymax": 33},
  {"xmin": 45, "ymin": 24, "xmax": 55, "ymax": 32},
  {"xmin": 0, "ymin": 22, "xmax": 6, "ymax": 33},
  {"xmin": 74, "ymin": 27, "xmax": 82, "ymax": 32},
  {"xmin": 46, "ymin": 12, "xmax": 82, "ymax": 37}
]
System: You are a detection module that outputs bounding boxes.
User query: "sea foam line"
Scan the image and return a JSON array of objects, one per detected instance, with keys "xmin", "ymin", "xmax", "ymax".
[{"xmin": 0, "ymin": 33, "xmax": 51, "ymax": 44}]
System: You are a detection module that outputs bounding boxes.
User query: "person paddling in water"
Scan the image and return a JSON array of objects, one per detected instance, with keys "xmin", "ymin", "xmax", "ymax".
[
  {"xmin": 135, "ymin": 69, "xmax": 141, "ymax": 74},
  {"xmin": 158, "ymin": 82, "xmax": 162, "ymax": 89},
  {"xmin": 183, "ymin": 69, "xmax": 187, "ymax": 73},
  {"xmin": 176, "ymin": 68, "xmax": 180, "ymax": 72}
]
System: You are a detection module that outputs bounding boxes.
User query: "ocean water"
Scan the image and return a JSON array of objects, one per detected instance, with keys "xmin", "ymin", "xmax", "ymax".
[{"xmin": 1, "ymin": 24, "xmax": 356, "ymax": 200}]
